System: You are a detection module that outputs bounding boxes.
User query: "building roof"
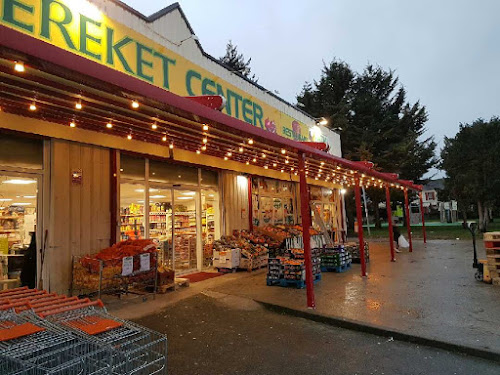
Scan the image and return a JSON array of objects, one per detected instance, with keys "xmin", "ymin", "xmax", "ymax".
[{"xmin": 423, "ymin": 178, "xmax": 445, "ymax": 191}]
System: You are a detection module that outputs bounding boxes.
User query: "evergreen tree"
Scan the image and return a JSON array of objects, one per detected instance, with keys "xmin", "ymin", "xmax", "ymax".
[
  {"xmin": 298, "ymin": 61, "xmax": 437, "ymax": 228},
  {"xmin": 441, "ymin": 118, "xmax": 500, "ymax": 232},
  {"xmin": 219, "ymin": 40, "xmax": 258, "ymax": 82}
]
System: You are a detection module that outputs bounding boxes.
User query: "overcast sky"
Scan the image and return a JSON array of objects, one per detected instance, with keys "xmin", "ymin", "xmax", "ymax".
[{"xmin": 122, "ymin": 0, "xmax": 500, "ymax": 175}]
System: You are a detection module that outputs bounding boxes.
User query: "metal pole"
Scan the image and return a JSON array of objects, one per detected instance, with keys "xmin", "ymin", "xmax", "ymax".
[
  {"xmin": 385, "ymin": 186, "xmax": 395, "ymax": 262},
  {"xmin": 354, "ymin": 179, "xmax": 367, "ymax": 276},
  {"xmin": 361, "ymin": 186, "xmax": 371, "ymax": 236},
  {"xmin": 340, "ymin": 191, "xmax": 346, "ymax": 243},
  {"xmin": 419, "ymin": 191, "xmax": 427, "ymax": 244},
  {"xmin": 404, "ymin": 189, "xmax": 413, "ymax": 252},
  {"xmin": 298, "ymin": 152, "xmax": 315, "ymax": 309}
]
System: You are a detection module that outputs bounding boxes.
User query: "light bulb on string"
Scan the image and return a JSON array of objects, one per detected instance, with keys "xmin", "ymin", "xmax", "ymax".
[
  {"xmin": 248, "ymin": 139, "xmax": 254, "ymax": 145},
  {"xmin": 106, "ymin": 122, "xmax": 113, "ymax": 129},
  {"xmin": 75, "ymin": 101, "xmax": 82, "ymax": 110},
  {"xmin": 201, "ymin": 145, "xmax": 207, "ymax": 151},
  {"xmin": 202, "ymin": 137, "xmax": 208, "ymax": 144},
  {"xmin": 131, "ymin": 100, "xmax": 139, "ymax": 109},
  {"xmin": 69, "ymin": 121, "xmax": 76, "ymax": 128},
  {"xmin": 281, "ymin": 149, "xmax": 286, "ymax": 155},
  {"xmin": 162, "ymin": 135, "xmax": 167, "ymax": 142},
  {"xmin": 127, "ymin": 133, "xmax": 132, "ymax": 140},
  {"xmin": 151, "ymin": 123, "xmax": 158, "ymax": 130},
  {"xmin": 14, "ymin": 61, "xmax": 25, "ymax": 72},
  {"xmin": 203, "ymin": 124, "xmax": 209, "ymax": 131},
  {"xmin": 169, "ymin": 143, "xmax": 174, "ymax": 149},
  {"xmin": 29, "ymin": 102, "xmax": 37, "ymax": 111},
  {"xmin": 239, "ymin": 147, "xmax": 244, "ymax": 153},
  {"xmin": 196, "ymin": 150, "xmax": 201, "ymax": 154}
]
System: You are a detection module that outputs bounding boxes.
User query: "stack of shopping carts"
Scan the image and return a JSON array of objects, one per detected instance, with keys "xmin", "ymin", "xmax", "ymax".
[{"xmin": 0, "ymin": 287, "xmax": 167, "ymax": 374}]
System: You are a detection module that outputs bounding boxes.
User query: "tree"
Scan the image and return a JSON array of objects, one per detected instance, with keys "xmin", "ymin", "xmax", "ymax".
[
  {"xmin": 219, "ymin": 40, "xmax": 258, "ymax": 82},
  {"xmin": 298, "ymin": 61, "xmax": 437, "ymax": 228},
  {"xmin": 441, "ymin": 118, "xmax": 500, "ymax": 232}
]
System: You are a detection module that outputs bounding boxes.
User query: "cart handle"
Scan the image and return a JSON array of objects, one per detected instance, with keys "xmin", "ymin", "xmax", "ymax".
[
  {"xmin": 0, "ymin": 289, "xmax": 42, "ymax": 301},
  {"xmin": 33, "ymin": 297, "xmax": 84, "ymax": 313},
  {"xmin": 29, "ymin": 296, "xmax": 76, "ymax": 310},
  {"xmin": 0, "ymin": 286, "xmax": 28, "ymax": 295},
  {"xmin": 39, "ymin": 300, "xmax": 104, "ymax": 318},
  {"xmin": 1, "ymin": 291, "xmax": 47, "ymax": 303},
  {"xmin": 0, "ymin": 301, "xmax": 30, "ymax": 311}
]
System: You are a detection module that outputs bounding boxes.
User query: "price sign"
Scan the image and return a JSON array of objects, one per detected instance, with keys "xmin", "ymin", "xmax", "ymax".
[
  {"xmin": 140, "ymin": 253, "xmax": 151, "ymax": 272},
  {"xmin": 121, "ymin": 256, "xmax": 133, "ymax": 276}
]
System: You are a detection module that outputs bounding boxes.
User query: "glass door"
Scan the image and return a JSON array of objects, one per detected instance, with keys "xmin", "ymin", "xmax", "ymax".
[
  {"xmin": 148, "ymin": 186, "xmax": 173, "ymax": 268},
  {"xmin": 0, "ymin": 174, "xmax": 40, "ymax": 290},
  {"xmin": 201, "ymin": 189, "xmax": 220, "ymax": 268},
  {"xmin": 173, "ymin": 189, "xmax": 198, "ymax": 273}
]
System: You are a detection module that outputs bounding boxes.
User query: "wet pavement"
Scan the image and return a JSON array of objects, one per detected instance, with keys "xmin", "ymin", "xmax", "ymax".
[
  {"xmin": 134, "ymin": 293, "xmax": 500, "ymax": 375},
  {"xmin": 207, "ymin": 240, "xmax": 500, "ymax": 355}
]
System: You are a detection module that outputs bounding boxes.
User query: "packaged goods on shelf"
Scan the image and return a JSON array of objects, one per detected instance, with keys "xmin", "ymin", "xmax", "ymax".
[{"xmin": 344, "ymin": 242, "xmax": 370, "ymax": 263}]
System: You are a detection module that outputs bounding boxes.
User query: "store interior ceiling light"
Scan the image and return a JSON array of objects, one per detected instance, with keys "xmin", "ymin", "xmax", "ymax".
[
  {"xmin": 3, "ymin": 179, "xmax": 36, "ymax": 185},
  {"xmin": 181, "ymin": 192, "xmax": 196, "ymax": 196},
  {"xmin": 177, "ymin": 196, "xmax": 192, "ymax": 200},
  {"xmin": 11, "ymin": 202, "xmax": 31, "ymax": 206},
  {"xmin": 0, "ymin": 198, "xmax": 13, "ymax": 201},
  {"xmin": 23, "ymin": 195, "xmax": 36, "ymax": 198},
  {"xmin": 150, "ymin": 195, "xmax": 167, "ymax": 199}
]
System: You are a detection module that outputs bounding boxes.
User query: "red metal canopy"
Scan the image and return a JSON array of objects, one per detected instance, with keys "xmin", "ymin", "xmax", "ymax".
[{"xmin": 0, "ymin": 25, "xmax": 421, "ymax": 191}]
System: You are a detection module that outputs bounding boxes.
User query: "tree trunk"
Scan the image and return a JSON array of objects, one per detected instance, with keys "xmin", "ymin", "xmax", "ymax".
[
  {"xmin": 462, "ymin": 211, "xmax": 468, "ymax": 227},
  {"xmin": 478, "ymin": 201, "xmax": 487, "ymax": 232},
  {"xmin": 483, "ymin": 204, "xmax": 489, "ymax": 232}
]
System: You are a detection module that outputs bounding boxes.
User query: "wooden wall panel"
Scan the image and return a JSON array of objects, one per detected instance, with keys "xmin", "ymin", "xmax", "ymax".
[
  {"xmin": 47, "ymin": 140, "xmax": 111, "ymax": 294},
  {"xmin": 222, "ymin": 172, "xmax": 249, "ymax": 235}
]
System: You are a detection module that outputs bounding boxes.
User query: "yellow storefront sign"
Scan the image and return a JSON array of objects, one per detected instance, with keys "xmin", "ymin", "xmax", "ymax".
[{"xmin": 0, "ymin": 0, "xmax": 327, "ymax": 143}]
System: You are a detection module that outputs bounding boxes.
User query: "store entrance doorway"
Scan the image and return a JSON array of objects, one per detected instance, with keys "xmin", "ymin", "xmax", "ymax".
[
  {"xmin": 0, "ymin": 173, "xmax": 40, "ymax": 290},
  {"xmin": 173, "ymin": 189, "xmax": 199, "ymax": 274}
]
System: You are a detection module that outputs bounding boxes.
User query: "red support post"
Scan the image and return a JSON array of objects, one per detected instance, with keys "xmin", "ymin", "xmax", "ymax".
[
  {"xmin": 385, "ymin": 185, "xmax": 396, "ymax": 262},
  {"xmin": 298, "ymin": 152, "xmax": 315, "ymax": 309},
  {"xmin": 404, "ymin": 189, "xmax": 413, "ymax": 252},
  {"xmin": 248, "ymin": 175, "xmax": 253, "ymax": 232},
  {"xmin": 419, "ymin": 191, "xmax": 427, "ymax": 244},
  {"xmin": 354, "ymin": 179, "xmax": 367, "ymax": 276}
]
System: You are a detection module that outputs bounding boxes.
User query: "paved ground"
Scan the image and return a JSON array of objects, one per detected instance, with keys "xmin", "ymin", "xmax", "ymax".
[
  {"xmin": 207, "ymin": 240, "xmax": 500, "ymax": 354},
  {"xmin": 134, "ymin": 293, "xmax": 500, "ymax": 375}
]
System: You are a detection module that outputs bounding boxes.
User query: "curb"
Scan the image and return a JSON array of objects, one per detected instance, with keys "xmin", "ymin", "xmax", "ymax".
[{"xmin": 258, "ymin": 301, "xmax": 500, "ymax": 363}]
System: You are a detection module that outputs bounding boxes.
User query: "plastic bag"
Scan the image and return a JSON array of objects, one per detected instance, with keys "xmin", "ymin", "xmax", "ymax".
[{"xmin": 398, "ymin": 235, "xmax": 409, "ymax": 249}]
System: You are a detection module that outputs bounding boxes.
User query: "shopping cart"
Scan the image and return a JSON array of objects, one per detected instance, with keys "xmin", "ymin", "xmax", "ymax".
[
  {"xmin": 0, "ymin": 354, "xmax": 38, "ymax": 375},
  {"xmin": 40, "ymin": 302, "xmax": 167, "ymax": 375},
  {"xmin": 0, "ymin": 309, "xmax": 111, "ymax": 374}
]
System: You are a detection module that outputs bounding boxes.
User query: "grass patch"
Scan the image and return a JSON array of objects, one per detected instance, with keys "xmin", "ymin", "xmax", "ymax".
[{"xmin": 358, "ymin": 221, "xmax": 500, "ymax": 241}]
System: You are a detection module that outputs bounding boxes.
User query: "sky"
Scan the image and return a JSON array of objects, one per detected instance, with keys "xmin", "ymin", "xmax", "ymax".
[{"xmin": 122, "ymin": 0, "xmax": 500, "ymax": 177}]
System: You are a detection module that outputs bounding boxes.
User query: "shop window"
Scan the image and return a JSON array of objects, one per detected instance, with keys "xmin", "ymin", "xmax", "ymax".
[
  {"xmin": 201, "ymin": 189, "xmax": 220, "ymax": 268},
  {"xmin": 120, "ymin": 154, "xmax": 145, "ymax": 180},
  {"xmin": 149, "ymin": 160, "xmax": 198, "ymax": 185},
  {"xmin": 200, "ymin": 169, "xmax": 218, "ymax": 187},
  {"xmin": 0, "ymin": 133, "xmax": 43, "ymax": 169}
]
